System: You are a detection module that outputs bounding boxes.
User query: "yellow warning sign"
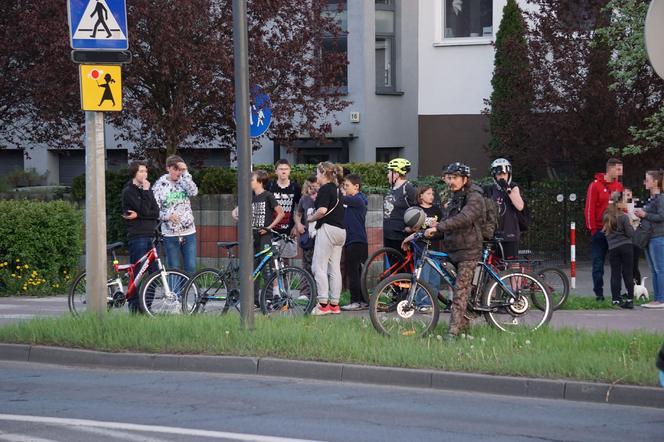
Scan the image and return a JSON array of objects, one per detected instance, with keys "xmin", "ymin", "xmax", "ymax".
[{"xmin": 79, "ymin": 64, "xmax": 122, "ymax": 111}]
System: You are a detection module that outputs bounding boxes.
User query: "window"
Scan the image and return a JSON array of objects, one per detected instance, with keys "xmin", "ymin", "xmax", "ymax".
[
  {"xmin": 376, "ymin": 147, "xmax": 402, "ymax": 163},
  {"xmin": 322, "ymin": 1, "xmax": 348, "ymax": 93},
  {"xmin": 376, "ymin": 0, "xmax": 397, "ymax": 93},
  {"xmin": 443, "ymin": 0, "xmax": 493, "ymax": 40}
]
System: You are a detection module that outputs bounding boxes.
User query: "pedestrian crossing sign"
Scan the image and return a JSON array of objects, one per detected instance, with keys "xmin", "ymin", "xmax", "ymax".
[
  {"xmin": 79, "ymin": 65, "xmax": 122, "ymax": 111},
  {"xmin": 68, "ymin": 0, "xmax": 128, "ymax": 50}
]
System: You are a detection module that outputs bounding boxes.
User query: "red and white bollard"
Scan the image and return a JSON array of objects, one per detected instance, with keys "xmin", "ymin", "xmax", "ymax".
[{"xmin": 570, "ymin": 222, "xmax": 576, "ymax": 290}]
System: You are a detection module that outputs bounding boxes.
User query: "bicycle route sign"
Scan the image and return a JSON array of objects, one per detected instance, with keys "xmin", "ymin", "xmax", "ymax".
[{"xmin": 68, "ymin": 0, "xmax": 129, "ymax": 50}]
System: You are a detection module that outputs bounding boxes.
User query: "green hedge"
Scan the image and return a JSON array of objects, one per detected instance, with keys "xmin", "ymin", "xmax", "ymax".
[{"xmin": 0, "ymin": 200, "xmax": 83, "ymax": 295}]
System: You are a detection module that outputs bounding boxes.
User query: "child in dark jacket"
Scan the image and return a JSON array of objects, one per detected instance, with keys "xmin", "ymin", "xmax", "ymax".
[
  {"xmin": 341, "ymin": 174, "xmax": 368, "ymax": 311},
  {"xmin": 602, "ymin": 192, "xmax": 635, "ymax": 309}
]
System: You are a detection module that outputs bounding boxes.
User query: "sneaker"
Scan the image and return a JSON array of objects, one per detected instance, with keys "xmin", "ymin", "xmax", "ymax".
[
  {"xmin": 612, "ymin": 300, "xmax": 621, "ymax": 307},
  {"xmin": 311, "ymin": 303, "xmax": 332, "ymax": 316},
  {"xmin": 417, "ymin": 305, "xmax": 433, "ymax": 313},
  {"xmin": 642, "ymin": 301, "xmax": 664, "ymax": 309},
  {"xmin": 329, "ymin": 304, "xmax": 341, "ymax": 314},
  {"xmin": 596, "ymin": 296, "xmax": 605, "ymax": 302},
  {"xmin": 341, "ymin": 302, "xmax": 362, "ymax": 311},
  {"xmin": 620, "ymin": 300, "xmax": 634, "ymax": 310}
]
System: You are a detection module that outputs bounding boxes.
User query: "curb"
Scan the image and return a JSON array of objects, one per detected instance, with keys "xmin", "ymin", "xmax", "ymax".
[{"xmin": 1, "ymin": 343, "xmax": 662, "ymax": 409}]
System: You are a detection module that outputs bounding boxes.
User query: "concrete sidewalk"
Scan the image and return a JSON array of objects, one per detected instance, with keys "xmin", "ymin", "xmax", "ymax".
[{"xmin": 1, "ymin": 294, "xmax": 663, "ymax": 332}]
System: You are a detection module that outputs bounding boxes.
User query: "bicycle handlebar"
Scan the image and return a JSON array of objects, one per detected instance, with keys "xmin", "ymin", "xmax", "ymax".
[{"xmin": 251, "ymin": 227, "xmax": 295, "ymax": 244}]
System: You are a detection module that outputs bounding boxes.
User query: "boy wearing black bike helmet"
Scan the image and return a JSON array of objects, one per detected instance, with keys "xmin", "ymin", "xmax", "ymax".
[{"xmin": 425, "ymin": 162, "xmax": 485, "ymax": 341}]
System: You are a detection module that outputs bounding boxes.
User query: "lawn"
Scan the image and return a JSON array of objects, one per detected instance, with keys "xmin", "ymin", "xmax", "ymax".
[{"xmin": 0, "ymin": 313, "xmax": 661, "ymax": 386}]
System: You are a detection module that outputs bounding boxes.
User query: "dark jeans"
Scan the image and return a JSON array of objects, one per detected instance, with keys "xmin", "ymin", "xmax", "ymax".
[
  {"xmin": 384, "ymin": 237, "xmax": 405, "ymax": 252},
  {"xmin": 608, "ymin": 244, "xmax": 634, "ymax": 302},
  {"xmin": 127, "ymin": 236, "xmax": 155, "ymax": 311},
  {"xmin": 344, "ymin": 242, "xmax": 368, "ymax": 304},
  {"xmin": 254, "ymin": 233, "xmax": 272, "ymax": 306},
  {"xmin": 163, "ymin": 233, "xmax": 197, "ymax": 274},
  {"xmin": 591, "ymin": 231, "xmax": 609, "ymax": 298}
]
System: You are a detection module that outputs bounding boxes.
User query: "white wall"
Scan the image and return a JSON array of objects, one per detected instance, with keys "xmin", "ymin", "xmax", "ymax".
[{"xmin": 418, "ymin": 0, "xmax": 514, "ymax": 116}]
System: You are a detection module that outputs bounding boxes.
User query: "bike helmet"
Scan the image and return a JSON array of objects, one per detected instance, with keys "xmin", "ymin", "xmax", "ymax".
[
  {"xmin": 387, "ymin": 158, "xmax": 412, "ymax": 176},
  {"xmin": 490, "ymin": 158, "xmax": 512, "ymax": 185},
  {"xmin": 443, "ymin": 162, "xmax": 471, "ymax": 177}
]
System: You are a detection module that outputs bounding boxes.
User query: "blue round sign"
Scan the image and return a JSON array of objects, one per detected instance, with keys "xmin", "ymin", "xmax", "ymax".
[{"xmin": 250, "ymin": 87, "xmax": 272, "ymax": 138}]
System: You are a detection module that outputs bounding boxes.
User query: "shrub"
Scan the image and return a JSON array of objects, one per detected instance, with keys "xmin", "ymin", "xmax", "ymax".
[
  {"xmin": 0, "ymin": 176, "xmax": 11, "ymax": 193},
  {"xmin": 6, "ymin": 168, "xmax": 47, "ymax": 188},
  {"xmin": 0, "ymin": 200, "xmax": 83, "ymax": 295}
]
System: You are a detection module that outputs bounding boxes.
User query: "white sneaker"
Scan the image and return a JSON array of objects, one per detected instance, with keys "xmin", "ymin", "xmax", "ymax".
[
  {"xmin": 341, "ymin": 302, "xmax": 362, "ymax": 311},
  {"xmin": 643, "ymin": 301, "xmax": 664, "ymax": 309}
]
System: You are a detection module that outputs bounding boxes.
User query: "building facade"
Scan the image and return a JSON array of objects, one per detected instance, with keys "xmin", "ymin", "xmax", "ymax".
[{"xmin": 418, "ymin": 0, "xmax": 511, "ymax": 176}]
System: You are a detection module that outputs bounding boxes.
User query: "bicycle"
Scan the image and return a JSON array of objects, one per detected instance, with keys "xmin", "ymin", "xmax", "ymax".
[
  {"xmin": 485, "ymin": 243, "xmax": 570, "ymax": 311},
  {"xmin": 182, "ymin": 229, "xmax": 317, "ymax": 316},
  {"xmin": 361, "ymin": 244, "xmax": 417, "ymax": 302},
  {"xmin": 68, "ymin": 226, "xmax": 190, "ymax": 317},
  {"xmin": 369, "ymin": 232, "xmax": 552, "ymax": 337}
]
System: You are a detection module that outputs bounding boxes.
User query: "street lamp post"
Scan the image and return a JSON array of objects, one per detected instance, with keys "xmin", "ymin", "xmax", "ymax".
[{"xmin": 232, "ymin": 0, "xmax": 254, "ymax": 329}]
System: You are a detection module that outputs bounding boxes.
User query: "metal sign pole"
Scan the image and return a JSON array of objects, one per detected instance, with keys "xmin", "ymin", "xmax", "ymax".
[
  {"xmin": 85, "ymin": 111, "xmax": 108, "ymax": 316},
  {"xmin": 233, "ymin": 0, "xmax": 254, "ymax": 329}
]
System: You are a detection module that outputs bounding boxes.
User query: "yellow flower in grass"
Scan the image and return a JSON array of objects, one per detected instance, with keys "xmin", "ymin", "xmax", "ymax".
[
  {"xmin": 23, "ymin": 264, "xmax": 29, "ymax": 269},
  {"xmin": 15, "ymin": 259, "xmax": 20, "ymax": 262},
  {"xmin": 10, "ymin": 274, "xmax": 16, "ymax": 278}
]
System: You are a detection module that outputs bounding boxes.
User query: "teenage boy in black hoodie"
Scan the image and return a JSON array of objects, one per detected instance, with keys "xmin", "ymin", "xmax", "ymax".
[{"xmin": 121, "ymin": 161, "xmax": 160, "ymax": 312}]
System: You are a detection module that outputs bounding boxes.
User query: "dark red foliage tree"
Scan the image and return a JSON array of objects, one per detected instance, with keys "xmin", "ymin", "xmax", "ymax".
[{"xmin": 1, "ymin": 0, "xmax": 348, "ymax": 158}]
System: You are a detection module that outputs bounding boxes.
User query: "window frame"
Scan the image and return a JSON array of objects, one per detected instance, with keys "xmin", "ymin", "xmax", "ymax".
[
  {"xmin": 433, "ymin": 0, "xmax": 494, "ymax": 47},
  {"xmin": 375, "ymin": 0, "xmax": 398, "ymax": 94}
]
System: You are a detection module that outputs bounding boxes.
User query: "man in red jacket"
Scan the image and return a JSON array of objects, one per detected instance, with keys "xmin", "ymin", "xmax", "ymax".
[{"xmin": 584, "ymin": 158, "xmax": 624, "ymax": 301}]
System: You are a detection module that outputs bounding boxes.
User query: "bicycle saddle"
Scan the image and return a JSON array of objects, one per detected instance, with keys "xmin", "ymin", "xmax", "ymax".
[
  {"xmin": 106, "ymin": 242, "xmax": 124, "ymax": 252},
  {"xmin": 216, "ymin": 241, "xmax": 239, "ymax": 249}
]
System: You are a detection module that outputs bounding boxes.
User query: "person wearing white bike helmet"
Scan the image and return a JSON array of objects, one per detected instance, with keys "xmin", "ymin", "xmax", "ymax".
[{"xmin": 484, "ymin": 158, "xmax": 526, "ymax": 259}]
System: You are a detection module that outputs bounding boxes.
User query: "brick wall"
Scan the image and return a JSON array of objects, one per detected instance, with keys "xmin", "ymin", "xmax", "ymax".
[{"xmin": 192, "ymin": 194, "xmax": 386, "ymax": 269}]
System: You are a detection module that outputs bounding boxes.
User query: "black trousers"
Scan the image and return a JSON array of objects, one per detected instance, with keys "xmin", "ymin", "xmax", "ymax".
[
  {"xmin": 632, "ymin": 245, "xmax": 642, "ymax": 283},
  {"xmin": 608, "ymin": 243, "xmax": 634, "ymax": 302},
  {"xmin": 383, "ymin": 237, "xmax": 404, "ymax": 252},
  {"xmin": 344, "ymin": 242, "xmax": 368, "ymax": 303}
]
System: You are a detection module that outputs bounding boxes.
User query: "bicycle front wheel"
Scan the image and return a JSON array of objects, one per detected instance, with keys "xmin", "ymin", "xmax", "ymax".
[
  {"xmin": 536, "ymin": 267, "xmax": 570, "ymax": 311},
  {"xmin": 68, "ymin": 271, "xmax": 120, "ymax": 316},
  {"xmin": 68, "ymin": 271, "xmax": 88, "ymax": 315},
  {"xmin": 139, "ymin": 269, "xmax": 189, "ymax": 317},
  {"xmin": 182, "ymin": 268, "xmax": 230, "ymax": 315},
  {"xmin": 260, "ymin": 267, "xmax": 317, "ymax": 316},
  {"xmin": 369, "ymin": 273, "xmax": 439, "ymax": 337},
  {"xmin": 361, "ymin": 247, "xmax": 406, "ymax": 303},
  {"xmin": 482, "ymin": 271, "xmax": 552, "ymax": 333}
]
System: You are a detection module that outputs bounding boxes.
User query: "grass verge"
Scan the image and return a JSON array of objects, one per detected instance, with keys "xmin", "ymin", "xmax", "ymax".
[{"xmin": 0, "ymin": 314, "xmax": 661, "ymax": 386}]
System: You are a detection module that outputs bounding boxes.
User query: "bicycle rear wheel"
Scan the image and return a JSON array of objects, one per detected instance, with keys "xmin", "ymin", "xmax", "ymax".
[
  {"xmin": 482, "ymin": 271, "xmax": 551, "ymax": 333},
  {"xmin": 361, "ymin": 247, "xmax": 406, "ymax": 303},
  {"xmin": 139, "ymin": 269, "xmax": 189, "ymax": 316},
  {"xmin": 260, "ymin": 267, "xmax": 317, "ymax": 316},
  {"xmin": 182, "ymin": 268, "xmax": 229, "ymax": 315},
  {"xmin": 369, "ymin": 273, "xmax": 439, "ymax": 337},
  {"xmin": 535, "ymin": 267, "xmax": 570, "ymax": 311}
]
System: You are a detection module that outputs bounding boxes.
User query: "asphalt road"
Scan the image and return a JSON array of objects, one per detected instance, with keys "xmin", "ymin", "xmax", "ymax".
[
  {"xmin": 0, "ymin": 361, "xmax": 662, "ymax": 442},
  {"xmin": 2, "ymin": 295, "xmax": 664, "ymax": 332}
]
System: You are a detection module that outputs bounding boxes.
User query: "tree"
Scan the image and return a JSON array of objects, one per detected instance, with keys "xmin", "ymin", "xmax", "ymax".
[
  {"xmin": 484, "ymin": 0, "xmax": 534, "ymax": 177},
  {"xmin": 526, "ymin": 0, "xmax": 630, "ymax": 179},
  {"xmin": 0, "ymin": 1, "xmax": 81, "ymax": 150},
  {"xmin": 2, "ymin": 0, "xmax": 349, "ymax": 158},
  {"xmin": 595, "ymin": 0, "xmax": 664, "ymax": 157}
]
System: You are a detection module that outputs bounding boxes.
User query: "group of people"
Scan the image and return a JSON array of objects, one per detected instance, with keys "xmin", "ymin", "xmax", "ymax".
[
  {"xmin": 121, "ymin": 155, "xmax": 199, "ymax": 313},
  {"xmin": 584, "ymin": 159, "xmax": 664, "ymax": 309},
  {"xmin": 119, "ymin": 154, "xmax": 664, "ymax": 336}
]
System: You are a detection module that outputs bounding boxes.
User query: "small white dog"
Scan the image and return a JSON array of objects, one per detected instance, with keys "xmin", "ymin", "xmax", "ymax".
[{"xmin": 633, "ymin": 277, "xmax": 649, "ymax": 301}]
